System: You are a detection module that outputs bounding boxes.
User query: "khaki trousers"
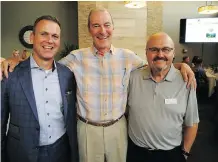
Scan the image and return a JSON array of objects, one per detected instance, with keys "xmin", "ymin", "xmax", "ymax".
[{"xmin": 77, "ymin": 116, "xmax": 127, "ymax": 162}]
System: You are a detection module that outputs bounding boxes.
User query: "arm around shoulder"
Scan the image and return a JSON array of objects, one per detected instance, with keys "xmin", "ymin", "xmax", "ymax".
[{"xmin": 1, "ymin": 77, "xmax": 10, "ymax": 162}]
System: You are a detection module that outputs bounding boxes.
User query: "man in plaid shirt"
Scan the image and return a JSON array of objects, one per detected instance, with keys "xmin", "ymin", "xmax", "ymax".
[
  {"xmin": 59, "ymin": 8, "xmax": 195, "ymax": 162},
  {"xmin": 1, "ymin": 7, "xmax": 195, "ymax": 162}
]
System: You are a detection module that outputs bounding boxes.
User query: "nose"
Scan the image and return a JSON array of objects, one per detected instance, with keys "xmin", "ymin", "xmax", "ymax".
[
  {"xmin": 47, "ymin": 35, "xmax": 53, "ymax": 43},
  {"xmin": 156, "ymin": 49, "xmax": 164, "ymax": 56},
  {"xmin": 100, "ymin": 26, "xmax": 106, "ymax": 34}
]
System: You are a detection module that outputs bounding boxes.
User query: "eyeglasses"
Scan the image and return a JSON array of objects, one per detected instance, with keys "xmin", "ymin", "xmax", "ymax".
[{"xmin": 147, "ymin": 47, "xmax": 174, "ymax": 54}]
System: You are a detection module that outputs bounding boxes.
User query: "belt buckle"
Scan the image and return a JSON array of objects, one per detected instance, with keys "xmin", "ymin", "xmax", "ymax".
[
  {"xmin": 102, "ymin": 121, "xmax": 112, "ymax": 127},
  {"xmin": 148, "ymin": 148, "xmax": 156, "ymax": 151}
]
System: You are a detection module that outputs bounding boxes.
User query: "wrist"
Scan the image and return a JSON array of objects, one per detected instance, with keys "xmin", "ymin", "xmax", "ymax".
[{"xmin": 182, "ymin": 148, "xmax": 191, "ymax": 157}]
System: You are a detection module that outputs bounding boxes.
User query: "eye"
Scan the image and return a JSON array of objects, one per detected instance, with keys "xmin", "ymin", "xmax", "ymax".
[
  {"xmin": 53, "ymin": 35, "xmax": 59, "ymax": 39},
  {"xmin": 162, "ymin": 48, "xmax": 170, "ymax": 52},
  {"xmin": 162, "ymin": 47, "xmax": 172, "ymax": 53},
  {"xmin": 149, "ymin": 48, "xmax": 158, "ymax": 52},
  {"xmin": 93, "ymin": 24, "xmax": 100, "ymax": 28},
  {"xmin": 105, "ymin": 24, "xmax": 111, "ymax": 27},
  {"xmin": 40, "ymin": 32, "xmax": 49, "ymax": 37}
]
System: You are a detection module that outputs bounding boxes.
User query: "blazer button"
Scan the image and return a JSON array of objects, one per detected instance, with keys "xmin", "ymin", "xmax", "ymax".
[
  {"xmin": 36, "ymin": 127, "xmax": 40, "ymax": 131},
  {"xmin": 33, "ymin": 146, "xmax": 39, "ymax": 150}
]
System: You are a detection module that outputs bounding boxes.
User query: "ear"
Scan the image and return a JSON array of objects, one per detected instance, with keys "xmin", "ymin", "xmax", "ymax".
[
  {"xmin": 30, "ymin": 32, "xmax": 34, "ymax": 44},
  {"xmin": 172, "ymin": 53, "xmax": 175, "ymax": 59},
  {"xmin": 88, "ymin": 27, "xmax": 92, "ymax": 36}
]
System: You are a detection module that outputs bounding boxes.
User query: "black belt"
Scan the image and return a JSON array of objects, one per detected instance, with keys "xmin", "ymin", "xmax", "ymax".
[
  {"xmin": 144, "ymin": 145, "xmax": 182, "ymax": 152},
  {"xmin": 78, "ymin": 115, "xmax": 124, "ymax": 127}
]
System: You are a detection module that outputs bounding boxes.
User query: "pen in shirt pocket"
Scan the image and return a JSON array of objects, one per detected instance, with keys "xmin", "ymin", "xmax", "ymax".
[{"xmin": 123, "ymin": 68, "xmax": 127, "ymax": 86}]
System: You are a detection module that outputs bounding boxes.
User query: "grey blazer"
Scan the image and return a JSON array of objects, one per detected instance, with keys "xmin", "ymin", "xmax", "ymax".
[{"xmin": 1, "ymin": 58, "xmax": 78, "ymax": 162}]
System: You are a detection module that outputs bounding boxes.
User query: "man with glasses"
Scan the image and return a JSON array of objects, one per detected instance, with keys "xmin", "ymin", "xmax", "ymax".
[
  {"xmin": 1, "ymin": 8, "xmax": 196, "ymax": 162},
  {"xmin": 127, "ymin": 32, "xmax": 199, "ymax": 162}
]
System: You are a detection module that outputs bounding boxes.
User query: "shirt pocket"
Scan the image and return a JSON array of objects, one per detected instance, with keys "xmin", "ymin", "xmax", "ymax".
[{"xmin": 113, "ymin": 68, "xmax": 129, "ymax": 93}]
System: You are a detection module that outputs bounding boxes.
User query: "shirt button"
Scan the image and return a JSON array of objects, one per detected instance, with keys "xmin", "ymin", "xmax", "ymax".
[
  {"xmin": 45, "ymin": 76, "xmax": 47, "ymax": 79},
  {"xmin": 48, "ymin": 125, "xmax": 50, "ymax": 127},
  {"xmin": 46, "ymin": 101, "xmax": 48, "ymax": 103},
  {"xmin": 47, "ymin": 113, "xmax": 50, "ymax": 116},
  {"xmin": 49, "ymin": 136, "xmax": 51, "ymax": 139},
  {"xmin": 33, "ymin": 146, "xmax": 39, "ymax": 150},
  {"xmin": 45, "ymin": 88, "xmax": 48, "ymax": 91}
]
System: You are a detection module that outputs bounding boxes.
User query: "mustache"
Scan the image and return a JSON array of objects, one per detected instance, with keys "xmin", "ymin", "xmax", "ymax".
[{"xmin": 153, "ymin": 57, "xmax": 168, "ymax": 61}]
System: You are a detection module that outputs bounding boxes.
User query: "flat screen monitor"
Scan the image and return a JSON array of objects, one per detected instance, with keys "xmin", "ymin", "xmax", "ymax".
[{"xmin": 179, "ymin": 17, "xmax": 218, "ymax": 43}]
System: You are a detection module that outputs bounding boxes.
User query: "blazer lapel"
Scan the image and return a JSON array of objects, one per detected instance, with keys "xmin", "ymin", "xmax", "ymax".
[
  {"xmin": 56, "ymin": 64, "xmax": 68, "ymax": 123},
  {"xmin": 18, "ymin": 59, "xmax": 39, "ymax": 121}
]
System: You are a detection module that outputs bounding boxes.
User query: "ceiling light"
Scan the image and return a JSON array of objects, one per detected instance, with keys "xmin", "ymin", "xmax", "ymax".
[{"xmin": 124, "ymin": 1, "xmax": 146, "ymax": 9}]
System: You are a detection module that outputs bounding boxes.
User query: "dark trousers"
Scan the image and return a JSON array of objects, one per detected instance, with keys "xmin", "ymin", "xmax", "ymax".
[
  {"xmin": 127, "ymin": 137, "xmax": 186, "ymax": 162},
  {"xmin": 38, "ymin": 134, "xmax": 71, "ymax": 162}
]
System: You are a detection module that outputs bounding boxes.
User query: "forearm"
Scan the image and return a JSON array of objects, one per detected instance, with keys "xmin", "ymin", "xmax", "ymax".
[
  {"xmin": 183, "ymin": 123, "xmax": 198, "ymax": 152},
  {"xmin": 173, "ymin": 63, "xmax": 182, "ymax": 70}
]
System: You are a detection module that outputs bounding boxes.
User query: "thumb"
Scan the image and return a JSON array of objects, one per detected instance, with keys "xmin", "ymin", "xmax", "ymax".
[{"xmin": 9, "ymin": 66, "xmax": 14, "ymax": 72}]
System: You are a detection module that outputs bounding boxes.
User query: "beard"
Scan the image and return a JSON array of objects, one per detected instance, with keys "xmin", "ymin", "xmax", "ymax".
[{"xmin": 153, "ymin": 64, "xmax": 169, "ymax": 73}]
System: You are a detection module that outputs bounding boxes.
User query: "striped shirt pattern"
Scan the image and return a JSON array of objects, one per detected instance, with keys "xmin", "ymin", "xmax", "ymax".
[{"xmin": 59, "ymin": 45, "xmax": 143, "ymax": 122}]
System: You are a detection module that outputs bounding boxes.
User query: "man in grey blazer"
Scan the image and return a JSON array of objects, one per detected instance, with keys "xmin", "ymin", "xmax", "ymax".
[{"xmin": 1, "ymin": 15, "xmax": 78, "ymax": 162}]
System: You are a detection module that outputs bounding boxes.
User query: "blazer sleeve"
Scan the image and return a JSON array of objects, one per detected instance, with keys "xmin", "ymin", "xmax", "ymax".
[
  {"xmin": 1, "ymin": 77, "xmax": 10, "ymax": 162},
  {"xmin": 67, "ymin": 72, "xmax": 79, "ymax": 162},
  {"xmin": 70, "ymin": 74, "xmax": 79, "ymax": 162}
]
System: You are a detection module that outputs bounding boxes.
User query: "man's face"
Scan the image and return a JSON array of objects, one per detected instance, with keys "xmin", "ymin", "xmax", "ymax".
[
  {"xmin": 22, "ymin": 51, "xmax": 27, "ymax": 59},
  {"xmin": 185, "ymin": 57, "xmax": 190, "ymax": 63},
  {"xmin": 146, "ymin": 34, "xmax": 175, "ymax": 72},
  {"xmin": 89, "ymin": 10, "xmax": 114, "ymax": 51},
  {"xmin": 30, "ymin": 20, "xmax": 61, "ymax": 61}
]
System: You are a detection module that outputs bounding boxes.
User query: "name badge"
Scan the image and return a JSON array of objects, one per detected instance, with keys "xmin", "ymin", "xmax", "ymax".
[{"xmin": 165, "ymin": 98, "xmax": 177, "ymax": 104}]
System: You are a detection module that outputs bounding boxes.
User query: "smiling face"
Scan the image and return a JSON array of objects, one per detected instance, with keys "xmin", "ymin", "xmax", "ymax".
[
  {"xmin": 146, "ymin": 33, "xmax": 175, "ymax": 72},
  {"xmin": 30, "ymin": 19, "xmax": 61, "ymax": 61},
  {"xmin": 13, "ymin": 50, "xmax": 20, "ymax": 58},
  {"xmin": 88, "ymin": 10, "xmax": 114, "ymax": 52}
]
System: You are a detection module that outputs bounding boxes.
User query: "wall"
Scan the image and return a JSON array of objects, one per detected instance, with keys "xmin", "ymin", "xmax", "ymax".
[
  {"xmin": 78, "ymin": 1, "xmax": 148, "ymax": 60},
  {"xmin": 1, "ymin": 1, "xmax": 217, "ymax": 65},
  {"xmin": 162, "ymin": 1, "xmax": 218, "ymax": 65},
  {"xmin": 1, "ymin": 1, "xmax": 78, "ymax": 59}
]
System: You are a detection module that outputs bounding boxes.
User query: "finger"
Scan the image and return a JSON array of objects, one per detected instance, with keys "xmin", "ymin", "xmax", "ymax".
[
  {"xmin": 182, "ymin": 70, "xmax": 188, "ymax": 82},
  {"xmin": 186, "ymin": 74, "xmax": 193, "ymax": 89},
  {"xmin": 193, "ymin": 78, "xmax": 197, "ymax": 90},
  {"xmin": 0, "ymin": 69, "xmax": 2, "ymax": 81},
  {"xmin": 9, "ymin": 59, "xmax": 19, "ymax": 72},
  {"xmin": 187, "ymin": 73, "xmax": 195, "ymax": 89},
  {"xmin": 3, "ymin": 61, "xmax": 9, "ymax": 78}
]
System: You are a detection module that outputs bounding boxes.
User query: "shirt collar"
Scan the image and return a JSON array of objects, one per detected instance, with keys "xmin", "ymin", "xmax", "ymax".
[
  {"xmin": 30, "ymin": 55, "xmax": 56, "ymax": 72},
  {"xmin": 91, "ymin": 44, "xmax": 115, "ymax": 56},
  {"xmin": 143, "ymin": 64, "xmax": 177, "ymax": 82}
]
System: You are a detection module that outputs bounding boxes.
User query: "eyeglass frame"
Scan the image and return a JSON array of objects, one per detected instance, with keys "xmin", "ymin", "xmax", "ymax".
[{"xmin": 146, "ymin": 47, "xmax": 174, "ymax": 54}]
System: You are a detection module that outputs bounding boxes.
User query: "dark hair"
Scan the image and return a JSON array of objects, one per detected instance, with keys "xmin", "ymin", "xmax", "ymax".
[
  {"xmin": 195, "ymin": 58, "xmax": 203, "ymax": 65},
  {"xmin": 87, "ymin": 8, "xmax": 114, "ymax": 29},
  {"xmin": 33, "ymin": 15, "xmax": 61, "ymax": 34},
  {"xmin": 192, "ymin": 56, "xmax": 200, "ymax": 64},
  {"xmin": 182, "ymin": 56, "xmax": 189, "ymax": 61}
]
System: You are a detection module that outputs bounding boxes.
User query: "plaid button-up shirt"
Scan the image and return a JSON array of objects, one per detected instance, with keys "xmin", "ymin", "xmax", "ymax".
[{"xmin": 59, "ymin": 45, "xmax": 144, "ymax": 122}]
